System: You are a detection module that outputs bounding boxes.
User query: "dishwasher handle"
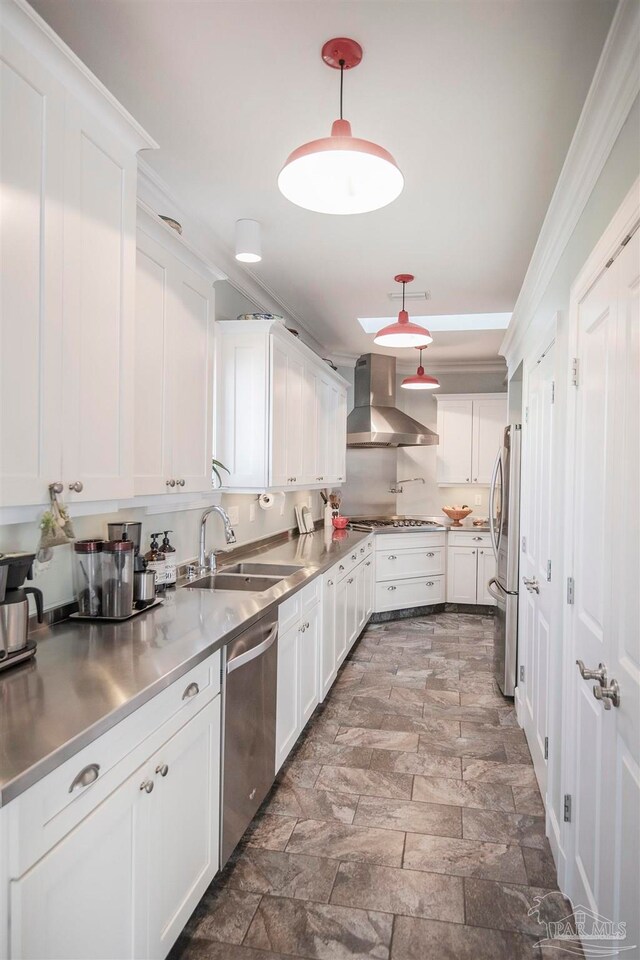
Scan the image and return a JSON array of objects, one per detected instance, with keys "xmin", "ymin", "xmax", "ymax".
[{"xmin": 226, "ymin": 624, "xmax": 278, "ymax": 674}]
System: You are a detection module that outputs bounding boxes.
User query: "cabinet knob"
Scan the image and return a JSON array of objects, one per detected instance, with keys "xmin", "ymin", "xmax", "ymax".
[
  {"xmin": 140, "ymin": 779, "xmax": 154, "ymax": 794},
  {"xmin": 155, "ymin": 763, "xmax": 169, "ymax": 777},
  {"xmin": 69, "ymin": 763, "xmax": 100, "ymax": 793},
  {"xmin": 347, "ymin": 577, "xmax": 354, "ymax": 584},
  {"xmin": 466, "ymin": 477, "xmax": 470, "ymax": 482},
  {"xmin": 365, "ymin": 561, "xmax": 371, "ymax": 567},
  {"xmin": 351, "ymin": 554, "xmax": 357, "ymax": 560},
  {"xmin": 339, "ymin": 565, "xmax": 345, "ymax": 571},
  {"xmin": 426, "ymin": 581, "xmax": 435, "ymax": 587},
  {"xmin": 426, "ymin": 552, "xmax": 435, "ymax": 557},
  {"xmin": 474, "ymin": 477, "xmax": 478, "ymax": 482},
  {"xmin": 166, "ymin": 479, "xmax": 176, "ymax": 488},
  {"xmin": 472, "ymin": 536, "xmax": 483, "ymax": 541},
  {"xmin": 176, "ymin": 479, "xmax": 186, "ymax": 487},
  {"xmin": 68, "ymin": 480, "xmax": 83, "ymax": 493},
  {"xmin": 182, "ymin": 681, "xmax": 200, "ymax": 700},
  {"xmin": 387, "ymin": 585, "xmax": 396, "ymax": 591},
  {"xmin": 388, "ymin": 555, "xmax": 397, "ymax": 560},
  {"xmin": 316, "ymin": 476, "xmax": 324, "ymax": 481},
  {"xmin": 327, "ymin": 579, "xmax": 334, "ymax": 586}
]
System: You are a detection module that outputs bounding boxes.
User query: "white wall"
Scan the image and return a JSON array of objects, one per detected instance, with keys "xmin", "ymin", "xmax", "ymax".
[
  {"xmin": 0, "ymin": 490, "xmax": 321, "ymax": 612},
  {"xmin": 512, "ymin": 94, "xmax": 639, "ymax": 874}
]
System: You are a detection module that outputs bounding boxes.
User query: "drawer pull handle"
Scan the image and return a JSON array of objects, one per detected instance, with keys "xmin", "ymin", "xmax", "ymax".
[
  {"xmin": 69, "ymin": 763, "xmax": 100, "ymax": 793},
  {"xmin": 140, "ymin": 779, "xmax": 154, "ymax": 794},
  {"xmin": 327, "ymin": 579, "xmax": 334, "ymax": 586},
  {"xmin": 426, "ymin": 581, "xmax": 435, "ymax": 587},
  {"xmin": 156, "ymin": 763, "xmax": 169, "ymax": 777},
  {"xmin": 472, "ymin": 536, "xmax": 483, "ymax": 541},
  {"xmin": 388, "ymin": 555, "xmax": 397, "ymax": 560},
  {"xmin": 347, "ymin": 577, "xmax": 354, "ymax": 584},
  {"xmin": 360, "ymin": 547, "xmax": 365, "ymax": 554},
  {"xmin": 182, "ymin": 681, "xmax": 200, "ymax": 700},
  {"xmin": 365, "ymin": 561, "xmax": 371, "ymax": 567},
  {"xmin": 388, "ymin": 585, "xmax": 396, "ymax": 591},
  {"xmin": 351, "ymin": 554, "xmax": 357, "ymax": 560},
  {"xmin": 339, "ymin": 565, "xmax": 345, "ymax": 571},
  {"xmin": 426, "ymin": 552, "xmax": 435, "ymax": 557}
]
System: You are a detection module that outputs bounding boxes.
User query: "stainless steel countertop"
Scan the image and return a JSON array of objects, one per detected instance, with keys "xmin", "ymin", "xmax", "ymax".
[{"xmin": 0, "ymin": 527, "xmax": 369, "ymax": 807}]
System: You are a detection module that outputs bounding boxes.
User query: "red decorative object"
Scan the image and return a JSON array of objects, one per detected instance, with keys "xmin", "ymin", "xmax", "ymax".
[
  {"xmin": 374, "ymin": 276, "xmax": 433, "ymax": 348},
  {"xmin": 401, "ymin": 344, "xmax": 440, "ymax": 390}
]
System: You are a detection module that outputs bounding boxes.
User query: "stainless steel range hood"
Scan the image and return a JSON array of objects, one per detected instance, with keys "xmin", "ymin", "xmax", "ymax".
[{"xmin": 346, "ymin": 354, "xmax": 439, "ymax": 447}]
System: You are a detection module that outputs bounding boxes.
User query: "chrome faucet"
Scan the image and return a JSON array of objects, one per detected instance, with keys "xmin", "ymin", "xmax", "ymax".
[{"xmin": 199, "ymin": 505, "xmax": 236, "ymax": 574}]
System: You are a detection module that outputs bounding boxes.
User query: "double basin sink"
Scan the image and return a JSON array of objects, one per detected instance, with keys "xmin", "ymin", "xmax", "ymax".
[{"xmin": 184, "ymin": 562, "xmax": 303, "ymax": 593}]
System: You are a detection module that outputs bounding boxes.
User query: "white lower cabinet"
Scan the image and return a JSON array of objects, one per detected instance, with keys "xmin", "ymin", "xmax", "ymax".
[
  {"xmin": 4, "ymin": 656, "xmax": 221, "ymax": 960},
  {"xmin": 374, "ymin": 534, "xmax": 446, "ymax": 613},
  {"xmin": 320, "ymin": 570, "xmax": 338, "ymax": 699},
  {"xmin": 320, "ymin": 542, "xmax": 374, "ymax": 696},
  {"xmin": 275, "ymin": 582, "xmax": 320, "ymax": 771},
  {"xmin": 446, "ymin": 534, "xmax": 496, "ymax": 605}
]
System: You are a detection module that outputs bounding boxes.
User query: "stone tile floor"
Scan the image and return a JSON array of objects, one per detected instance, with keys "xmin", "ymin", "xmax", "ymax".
[{"xmin": 170, "ymin": 612, "xmax": 579, "ymax": 960}]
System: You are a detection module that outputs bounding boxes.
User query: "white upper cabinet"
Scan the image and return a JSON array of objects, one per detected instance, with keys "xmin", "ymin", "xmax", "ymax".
[
  {"xmin": 0, "ymin": 0, "xmax": 156, "ymax": 508},
  {"xmin": 436, "ymin": 394, "xmax": 507, "ymax": 485},
  {"xmin": 216, "ymin": 320, "xmax": 348, "ymax": 491},
  {"xmin": 134, "ymin": 209, "xmax": 216, "ymax": 496}
]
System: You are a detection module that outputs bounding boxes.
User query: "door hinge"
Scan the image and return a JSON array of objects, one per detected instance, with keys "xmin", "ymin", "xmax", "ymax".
[
  {"xmin": 563, "ymin": 794, "xmax": 572, "ymax": 823},
  {"xmin": 544, "ymin": 736, "xmax": 549, "ymax": 760},
  {"xmin": 567, "ymin": 577, "xmax": 575, "ymax": 604},
  {"xmin": 546, "ymin": 559, "xmax": 552, "ymax": 582},
  {"xmin": 520, "ymin": 665, "xmax": 525, "ymax": 683},
  {"xmin": 551, "ymin": 381, "xmax": 555, "ymax": 404},
  {"xmin": 521, "ymin": 536, "xmax": 527, "ymax": 553},
  {"xmin": 571, "ymin": 358, "xmax": 579, "ymax": 387}
]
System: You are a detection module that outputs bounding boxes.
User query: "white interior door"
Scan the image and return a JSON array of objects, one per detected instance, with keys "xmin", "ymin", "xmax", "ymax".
[
  {"xmin": 518, "ymin": 341, "xmax": 555, "ymax": 792},
  {"xmin": 566, "ymin": 228, "xmax": 640, "ymax": 951}
]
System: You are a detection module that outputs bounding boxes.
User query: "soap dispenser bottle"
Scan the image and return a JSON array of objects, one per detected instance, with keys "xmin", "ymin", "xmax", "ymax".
[
  {"xmin": 145, "ymin": 533, "xmax": 167, "ymax": 591},
  {"xmin": 161, "ymin": 530, "xmax": 177, "ymax": 585}
]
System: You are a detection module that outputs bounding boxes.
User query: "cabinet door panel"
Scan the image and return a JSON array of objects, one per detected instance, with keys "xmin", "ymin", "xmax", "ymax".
[
  {"xmin": 217, "ymin": 332, "xmax": 269, "ymax": 488},
  {"xmin": 276, "ymin": 624, "xmax": 299, "ymax": 770},
  {"xmin": 472, "ymin": 397, "xmax": 506, "ymax": 484},
  {"xmin": 446, "ymin": 547, "xmax": 478, "ymax": 603},
  {"xmin": 302, "ymin": 364, "xmax": 320, "ymax": 484},
  {"xmin": 0, "ymin": 40, "xmax": 64, "ymax": 506},
  {"xmin": 134, "ymin": 238, "xmax": 170, "ymax": 494},
  {"xmin": 169, "ymin": 263, "xmax": 214, "ymax": 492},
  {"xmin": 436, "ymin": 400, "xmax": 473, "ymax": 484},
  {"xmin": 299, "ymin": 605, "xmax": 320, "ymax": 726},
  {"xmin": 10, "ymin": 771, "xmax": 143, "ymax": 960},
  {"xmin": 147, "ymin": 700, "xmax": 220, "ymax": 960},
  {"xmin": 321, "ymin": 573, "xmax": 337, "ymax": 700},
  {"xmin": 270, "ymin": 340, "xmax": 289, "ymax": 487},
  {"xmin": 335, "ymin": 576, "xmax": 349, "ymax": 667},
  {"xmin": 62, "ymin": 103, "xmax": 136, "ymax": 501}
]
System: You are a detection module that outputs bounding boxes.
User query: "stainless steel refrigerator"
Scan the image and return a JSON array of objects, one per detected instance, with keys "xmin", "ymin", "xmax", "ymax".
[{"xmin": 487, "ymin": 424, "xmax": 521, "ymax": 696}]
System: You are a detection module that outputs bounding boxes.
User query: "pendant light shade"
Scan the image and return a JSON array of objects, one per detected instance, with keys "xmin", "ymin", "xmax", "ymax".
[
  {"xmin": 401, "ymin": 345, "xmax": 440, "ymax": 390},
  {"xmin": 278, "ymin": 39, "xmax": 404, "ymax": 215},
  {"xmin": 235, "ymin": 219, "xmax": 262, "ymax": 263},
  {"xmin": 374, "ymin": 275, "xmax": 433, "ymax": 347}
]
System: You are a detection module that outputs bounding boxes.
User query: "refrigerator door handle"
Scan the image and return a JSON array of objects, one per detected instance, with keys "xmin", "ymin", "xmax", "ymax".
[
  {"xmin": 487, "ymin": 577, "xmax": 503, "ymax": 603},
  {"xmin": 489, "ymin": 449, "xmax": 502, "ymax": 561}
]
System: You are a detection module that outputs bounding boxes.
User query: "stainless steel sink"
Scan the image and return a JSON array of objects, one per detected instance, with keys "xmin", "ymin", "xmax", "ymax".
[
  {"xmin": 223, "ymin": 562, "xmax": 303, "ymax": 577},
  {"xmin": 185, "ymin": 573, "xmax": 282, "ymax": 592}
]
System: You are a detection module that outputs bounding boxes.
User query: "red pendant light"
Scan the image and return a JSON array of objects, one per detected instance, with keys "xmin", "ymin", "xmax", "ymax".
[
  {"xmin": 374, "ymin": 275, "xmax": 433, "ymax": 347},
  {"xmin": 401, "ymin": 345, "xmax": 440, "ymax": 390},
  {"xmin": 278, "ymin": 39, "xmax": 404, "ymax": 216}
]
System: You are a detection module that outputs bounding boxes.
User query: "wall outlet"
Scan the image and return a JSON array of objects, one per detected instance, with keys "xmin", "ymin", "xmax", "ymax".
[
  {"xmin": 474, "ymin": 494, "xmax": 482, "ymax": 506},
  {"xmin": 249, "ymin": 502, "xmax": 256, "ymax": 522},
  {"xmin": 228, "ymin": 506, "xmax": 240, "ymax": 526}
]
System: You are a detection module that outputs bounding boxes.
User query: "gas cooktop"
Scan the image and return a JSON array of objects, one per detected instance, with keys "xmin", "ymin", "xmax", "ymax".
[{"xmin": 350, "ymin": 516, "xmax": 446, "ymax": 532}]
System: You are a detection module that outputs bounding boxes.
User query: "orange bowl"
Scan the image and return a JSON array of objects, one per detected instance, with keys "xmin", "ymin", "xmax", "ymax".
[
  {"xmin": 442, "ymin": 507, "xmax": 473, "ymax": 527},
  {"xmin": 332, "ymin": 516, "xmax": 349, "ymax": 530}
]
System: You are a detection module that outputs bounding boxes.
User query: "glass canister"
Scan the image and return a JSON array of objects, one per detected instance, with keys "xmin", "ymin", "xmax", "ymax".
[
  {"xmin": 73, "ymin": 540, "xmax": 104, "ymax": 616},
  {"xmin": 102, "ymin": 540, "xmax": 134, "ymax": 618}
]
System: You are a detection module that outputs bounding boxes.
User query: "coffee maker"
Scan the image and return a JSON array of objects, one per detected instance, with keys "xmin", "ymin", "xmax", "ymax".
[{"xmin": 0, "ymin": 552, "xmax": 43, "ymax": 671}]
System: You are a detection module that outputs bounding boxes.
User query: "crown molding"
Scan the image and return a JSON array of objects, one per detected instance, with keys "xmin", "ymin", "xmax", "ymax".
[
  {"xmin": 137, "ymin": 200, "xmax": 225, "ymax": 282},
  {"xmin": 137, "ymin": 160, "xmax": 327, "ymax": 355},
  {"xmin": 328, "ymin": 352, "xmax": 506, "ymax": 376},
  {"xmin": 5, "ymin": 0, "xmax": 158, "ymax": 152},
  {"xmin": 500, "ymin": 0, "xmax": 640, "ymax": 371}
]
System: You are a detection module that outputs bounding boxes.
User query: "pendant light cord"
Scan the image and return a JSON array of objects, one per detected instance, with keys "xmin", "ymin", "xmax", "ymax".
[
  {"xmin": 402, "ymin": 281, "xmax": 406, "ymax": 312},
  {"xmin": 339, "ymin": 59, "xmax": 345, "ymax": 120}
]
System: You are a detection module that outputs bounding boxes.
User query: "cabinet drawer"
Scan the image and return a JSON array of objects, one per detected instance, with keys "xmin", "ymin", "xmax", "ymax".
[
  {"xmin": 7, "ymin": 653, "xmax": 220, "ymax": 877},
  {"xmin": 448, "ymin": 531, "xmax": 492, "ymax": 548},
  {"xmin": 375, "ymin": 576, "xmax": 444, "ymax": 613},
  {"xmin": 376, "ymin": 547, "xmax": 444, "ymax": 581},
  {"xmin": 375, "ymin": 533, "xmax": 446, "ymax": 552},
  {"xmin": 299, "ymin": 577, "xmax": 321, "ymax": 614}
]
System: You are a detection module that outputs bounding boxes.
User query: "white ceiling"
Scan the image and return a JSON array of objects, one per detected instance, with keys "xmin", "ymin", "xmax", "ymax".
[{"xmin": 31, "ymin": 0, "xmax": 615, "ymax": 364}]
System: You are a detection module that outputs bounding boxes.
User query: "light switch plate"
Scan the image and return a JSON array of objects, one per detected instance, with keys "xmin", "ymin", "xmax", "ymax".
[{"xmin": 228, "ymin": 506, "xmax": 240, "ymax": 525}]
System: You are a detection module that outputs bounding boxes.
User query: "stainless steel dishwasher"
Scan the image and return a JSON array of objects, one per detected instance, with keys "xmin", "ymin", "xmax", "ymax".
[{"xmin": 221, "ymin": 611, "xmax": 278, "ymax": 865}]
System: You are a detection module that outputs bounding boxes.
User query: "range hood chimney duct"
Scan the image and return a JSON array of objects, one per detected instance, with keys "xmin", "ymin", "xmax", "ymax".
[{"xmin": 346, "ymin": 354, "xmax": 439, "ymax": 447}]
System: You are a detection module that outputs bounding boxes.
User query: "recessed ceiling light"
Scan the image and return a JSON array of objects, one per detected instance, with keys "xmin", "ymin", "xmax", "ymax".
[{"xmin": 360, "ymin": 312, "xmax": 511, "ymax": 335}]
